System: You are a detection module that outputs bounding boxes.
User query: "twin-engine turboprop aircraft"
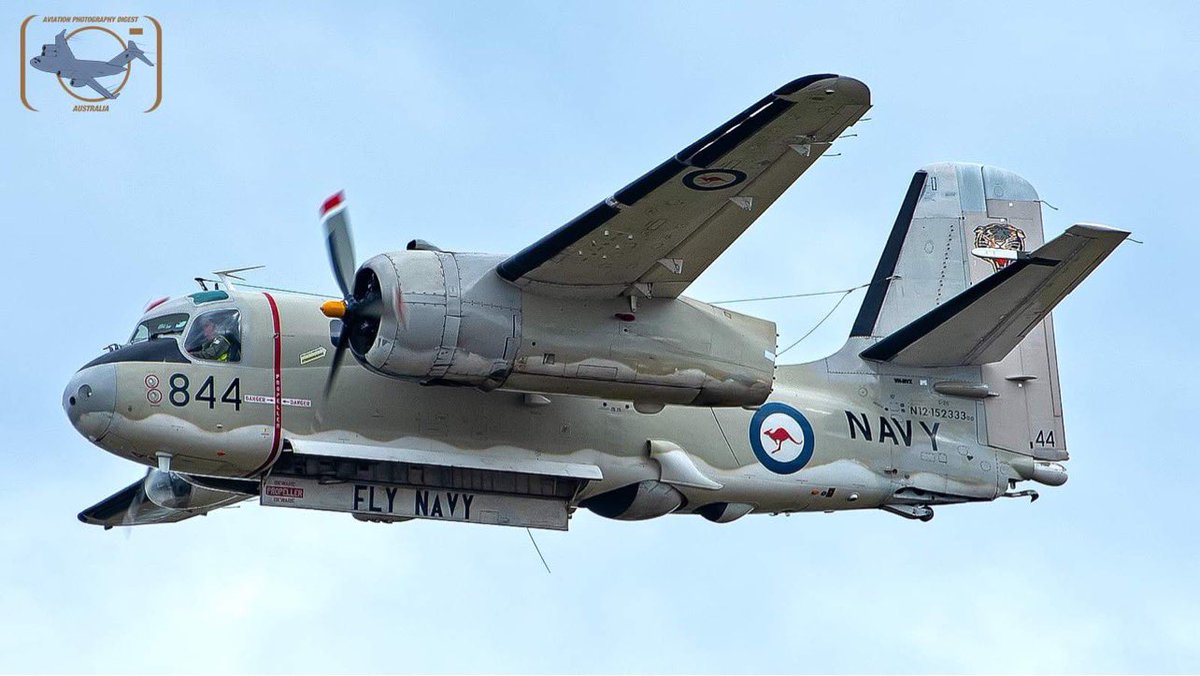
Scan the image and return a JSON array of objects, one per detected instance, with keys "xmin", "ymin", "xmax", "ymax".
[{"xmin": 64, "ymin": 74, "xmax": 1127, "ymax": 529}]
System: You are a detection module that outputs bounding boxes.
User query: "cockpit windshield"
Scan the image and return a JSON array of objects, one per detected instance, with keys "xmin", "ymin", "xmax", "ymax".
[
  {"xmin": 129, "ymin": 313, "xmax": 190, "ymax": 345},
  {"xmin": 184, "ymin": 309, "xmax": 242, "ymax": 362}
]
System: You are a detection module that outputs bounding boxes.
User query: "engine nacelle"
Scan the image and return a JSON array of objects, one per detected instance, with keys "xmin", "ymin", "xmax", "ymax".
[
  {"xmin": 351, "ymin": 251, "xmax": 519, "ymax": 390},
  {"xmin": 349, "ymin": 250, "xmax": 777, "ymax": 407},
  {"xmin": 580, "ymin": 481, "xmax": 685, "ymax": 520},
  {"xmin": 696, "ymin": 502, "xmax": 754, "ymax": 523}
]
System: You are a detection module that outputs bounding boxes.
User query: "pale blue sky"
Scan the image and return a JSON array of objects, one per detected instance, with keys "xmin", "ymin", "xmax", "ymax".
[{"xmin": 3, "ymin": 2, "xmax": 1198, "ymax": 673}]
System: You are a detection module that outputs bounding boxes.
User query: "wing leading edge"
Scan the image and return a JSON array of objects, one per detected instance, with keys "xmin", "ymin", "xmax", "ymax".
[{"xmin": 496, "ymin": 74, "xmax": 871, "ymax": 298}]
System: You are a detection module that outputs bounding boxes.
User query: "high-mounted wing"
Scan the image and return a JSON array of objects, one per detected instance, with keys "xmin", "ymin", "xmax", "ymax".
[
  {"xmin": 54, "ymin": 30, "xmax": 74, "ymax": 59},
  {"xmin": 79, "ymin": 77, "xmax": 117, "ymax": 99},
  {"xmin": 496, "ymin": 74, "xmax": 870, "ymax": 298}
]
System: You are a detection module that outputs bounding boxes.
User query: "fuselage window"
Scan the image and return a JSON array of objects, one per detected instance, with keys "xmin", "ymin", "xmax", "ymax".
[
  {"xmin": 329, "ymin": 319, "xmax": 343, "ymax": 347},
  {"xmin": 184, "ymin": 309, "xmax": 242, "ymax": 362},
  {"xmin": 129, "ymin": 313, "xmax": 190, "ymax": 344}
]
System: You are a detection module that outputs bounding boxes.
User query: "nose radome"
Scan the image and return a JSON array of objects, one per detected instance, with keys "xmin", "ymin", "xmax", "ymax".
[{"xmin": 63, "ymin": 364, "xmax": 117, "ymax": 442}]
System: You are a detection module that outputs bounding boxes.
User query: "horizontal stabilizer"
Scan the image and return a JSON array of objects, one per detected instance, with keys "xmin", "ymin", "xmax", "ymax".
[{"xmin": 860, "ymin": 224, "xmax": 1128, "ymax": 366}]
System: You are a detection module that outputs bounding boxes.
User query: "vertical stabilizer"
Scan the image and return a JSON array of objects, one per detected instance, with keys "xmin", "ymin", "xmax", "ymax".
[{"xmin": 850, "ymin": 163, "xmax": 1085, "ymax": 459}]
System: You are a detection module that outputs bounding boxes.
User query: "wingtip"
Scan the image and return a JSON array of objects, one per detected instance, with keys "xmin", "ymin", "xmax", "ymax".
[
  {"xmin": 774, "ymin": 74, "xmax": 870, "ymax": 105},
  {"xmin": 774, "ymin": 73, "xmax": 839, "ymax": 96},
  {"xmin": 1067, "ymin": 222, "xmax": 1133, "ymax": 239}
]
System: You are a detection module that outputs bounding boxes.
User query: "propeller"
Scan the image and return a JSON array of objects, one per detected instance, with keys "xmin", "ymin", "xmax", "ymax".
[{"xmin": 318, "ymin": 192, "xmax": 384, "ymax": 397}]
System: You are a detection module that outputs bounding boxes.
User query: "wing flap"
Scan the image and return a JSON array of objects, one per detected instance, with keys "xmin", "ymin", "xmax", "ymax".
[{"xmin": 860, "ymin": 224, "xmax": 1128, "ymax": 366}]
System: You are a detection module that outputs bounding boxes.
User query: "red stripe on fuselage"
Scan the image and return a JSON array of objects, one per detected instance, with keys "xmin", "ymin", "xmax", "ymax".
[{"xmin": 248, "ymin": 292, "xmax": 283, "ymax": 477}]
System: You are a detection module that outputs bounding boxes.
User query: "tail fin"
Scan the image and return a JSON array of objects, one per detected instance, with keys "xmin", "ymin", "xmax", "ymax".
[
  {"xmin": 849, "ymin": 163, "xmax": 1126, "ymax": 458},
  {"xmin": 108, "ymin": 40, "xmax": 154, "ymax": 67}
]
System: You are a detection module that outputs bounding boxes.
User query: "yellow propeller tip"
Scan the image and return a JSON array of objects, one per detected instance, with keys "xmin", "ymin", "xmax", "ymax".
[{"xmin": 320, "ymin": 300, "xmax": 347, "ymax": 318}]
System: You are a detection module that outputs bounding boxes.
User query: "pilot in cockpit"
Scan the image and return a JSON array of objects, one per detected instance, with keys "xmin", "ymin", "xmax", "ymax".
[
  {"xmin": 185, "ymin": 310, "xmax": 241, "ymax": 362},
  {"xmin": 194, "ymin": 317, "xmax": 232, "ymax": 361}
]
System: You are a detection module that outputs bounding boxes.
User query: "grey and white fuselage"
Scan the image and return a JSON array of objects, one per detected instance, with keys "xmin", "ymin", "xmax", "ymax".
[
  {"xmin": 63, "ymin": 163, "xmax": 1114, "ymax": 528},
  {"xmin": 61, "ymin": 75, "xmax": 1124, "ymax": 529}
]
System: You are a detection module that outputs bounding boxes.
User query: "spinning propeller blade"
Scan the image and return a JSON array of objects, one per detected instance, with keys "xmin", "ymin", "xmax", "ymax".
[
  {"xmin": 324, "ymin": 331, "xmax": 350, "ymax": 399},
  {"xmin": 319, "ymin": 191, "xmax": 388, "ymax": 398},
  {"xmin": 321, "ymin": 191, "xmax": 356, "ymax": 299},
  {"xmin": 320, "ymin": 191, "xmax": 356, "ymax": 398},
  {"xmin": 317, "ymin": 191, "xmax": 405, "ymax": 400}
]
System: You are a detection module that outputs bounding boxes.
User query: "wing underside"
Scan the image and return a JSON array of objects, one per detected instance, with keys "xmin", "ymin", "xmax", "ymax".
[
  {"xmin": 78, "ymin": 474, "xmax": 252, "ymax": 528},
  {"xmin": 79, "ymin": 478, "xmax": 196, "ymax": 528},
  {"xmin": 496, "ymin": 74, "xmax": 871, "ymax": 298}
]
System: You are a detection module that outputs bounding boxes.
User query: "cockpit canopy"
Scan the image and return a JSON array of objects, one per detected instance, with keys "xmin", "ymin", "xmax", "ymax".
[
  {"xmin": 183, "ymin": 309, "xmax": 242, "ymax": 362},
  {"xmin": 127, "ymin": 303, "xmax": 243, "ymax": 364},
  {"xmin": 129, "ymin": 313, "xmax": 188, "ymax": 344}
]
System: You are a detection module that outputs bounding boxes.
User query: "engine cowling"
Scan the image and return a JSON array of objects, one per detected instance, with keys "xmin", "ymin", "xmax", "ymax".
[
  {"xmin": 580, "ymin": 481, "xmax": 685, "ymax": 520},
  {"xmin": 349, "ymin": 250, "xmax": 518, "ymax": 389},
  {"xmin": 696, "ymin": 502, "xmax": 754, "ymax": 523},
  {"xmin": 345, "ymin": 250, "xmax": 777, "ymax": 407}
]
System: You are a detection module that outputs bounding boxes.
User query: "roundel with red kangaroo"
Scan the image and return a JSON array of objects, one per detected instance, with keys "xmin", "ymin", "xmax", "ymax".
[
  {"xmin": 682, "ymin": 168, "xmax": 747, "ymax": 191},
  {"xmin": 749, "ymin": 402, "xmax": 815, "ymax": 474}
]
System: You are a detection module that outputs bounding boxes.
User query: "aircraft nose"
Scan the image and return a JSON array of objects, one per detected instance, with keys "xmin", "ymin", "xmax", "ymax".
[{"xmin": 63, "ymin": 364, "xmax": 117, "ymax": 442}]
